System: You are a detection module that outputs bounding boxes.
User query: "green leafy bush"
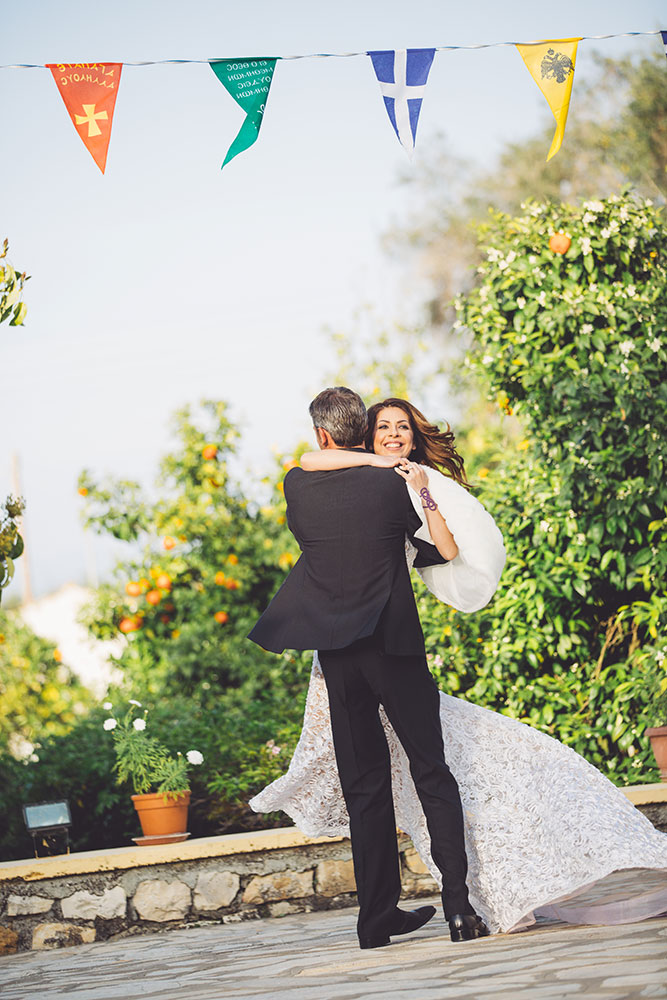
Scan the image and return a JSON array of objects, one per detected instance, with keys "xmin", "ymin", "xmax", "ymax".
[{"xmin": 428, "ymin": 189, "xmax": 667, "ymax": 783}]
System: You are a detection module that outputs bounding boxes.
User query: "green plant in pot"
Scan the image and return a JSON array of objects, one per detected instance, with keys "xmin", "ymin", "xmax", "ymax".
[
  {"xmin": 103, "ymin": 700, "xmax": 203, "ymax": 844},
  {"xmin": 638, "ymin": 647, "xmax": 667, "ymax": 782}
]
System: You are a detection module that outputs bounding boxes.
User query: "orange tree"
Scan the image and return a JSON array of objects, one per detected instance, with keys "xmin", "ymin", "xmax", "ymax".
[
  {"xmin": 78, "ymin": 400, "xmax": 305, "ymax": 701},
  {"xmin": 416, "ymin": 189, "xmax": 667, "ymax": 785}
]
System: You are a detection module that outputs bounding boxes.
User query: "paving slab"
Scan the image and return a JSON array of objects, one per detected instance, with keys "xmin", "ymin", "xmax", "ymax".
[{"xmin": 2, "ymin": 895, "xmax": 667, "ymax": 1000}]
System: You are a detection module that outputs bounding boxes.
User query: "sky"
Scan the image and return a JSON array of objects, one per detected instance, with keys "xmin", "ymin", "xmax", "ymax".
[{"xmin": 1, "ymin": 0, "xmax": 665, "ymax": 599}]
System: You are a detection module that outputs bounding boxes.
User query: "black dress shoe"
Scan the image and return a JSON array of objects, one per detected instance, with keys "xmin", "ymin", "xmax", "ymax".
[
  {"xmin": 448, "ymin": 913, "xmax": 490, "ymax": 942},
  {"xmin": 359, "ymin": 905, "xmax": 437, "ymax": 949},
  {"xmin": 391, "ymin": 905, "xmax": 437, "ymax": 937}
]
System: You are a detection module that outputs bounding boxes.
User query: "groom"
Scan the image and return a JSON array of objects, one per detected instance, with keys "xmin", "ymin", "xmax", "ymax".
[{"xmin": 249, "ymin": 386, "xmax": 488, "ymax": 948}]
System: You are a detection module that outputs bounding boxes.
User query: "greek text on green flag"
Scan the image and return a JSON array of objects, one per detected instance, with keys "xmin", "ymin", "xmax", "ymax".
[{"xmin": 210, "ymin": 58, "xmax": 276, "ymax": 168}]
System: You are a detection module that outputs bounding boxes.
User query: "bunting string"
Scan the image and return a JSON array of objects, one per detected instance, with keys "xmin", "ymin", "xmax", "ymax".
[
  {"xmin": 1, "ymin": 29, "xmax": 664, "ymax": 173},
  {"xmin": 0, "ymin": 29, "xmax": 663, "ymax": 69}
]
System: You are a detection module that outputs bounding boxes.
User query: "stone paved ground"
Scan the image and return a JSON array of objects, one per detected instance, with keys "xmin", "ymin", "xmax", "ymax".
[{"xmin": 2, "ymin": 897, "xmax": 667, "ymax": 1000}]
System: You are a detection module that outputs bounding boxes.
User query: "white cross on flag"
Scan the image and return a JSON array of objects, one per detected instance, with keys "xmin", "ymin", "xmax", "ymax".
[{"xmin": 368, "ymin": 48, "xmax": 436, "ymax": 155}]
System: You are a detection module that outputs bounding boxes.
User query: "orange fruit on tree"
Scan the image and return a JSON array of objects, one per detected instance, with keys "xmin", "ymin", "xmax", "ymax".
[
  {"xmin": 119, "ymin": 617, "xmax": 140, "ymax": 634},
  {"xmin": 146, "ymin": 590, "xmax": 161, "ymax": 606},
  {"xmin": 163, "ymin": 536, "xmax": 176, "ymax": 550},
  {"xmin": 78, "ymin": 487, "xmax": 88, "ymax": 497},
  {"xmin": 214, "ymin": 611, "xmax": 229, "ymax": 624},
  {"xmin": 156, "ymin": 573, "xmax": 172, "ymax": 590},
  {"xmin": 214, "ymin": 571, "xmax": 226, "ymax": 586},
  {"xmin": 202, "ymin": 444, "xmax": 218, "ymax": 460},
  {"xmin": 224, "ymin": 578, "xmax": 239, "ymax": 590},
  {"xmin": 227, "ymin": 553, "xmax": 239, "ymax": 565},
  {"xmin": 549, "ymin": 232, "xmax": 571, "ymax": 255},
  {"xmin": 126, "ymin": 581, "xmax": 142, "ymax": 597}
]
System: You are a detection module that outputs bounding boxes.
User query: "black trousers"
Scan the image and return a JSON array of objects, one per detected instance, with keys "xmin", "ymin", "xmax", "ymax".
[{"xmin": 319, "ymin": 636, "xmax": 472, "ymax": 943}]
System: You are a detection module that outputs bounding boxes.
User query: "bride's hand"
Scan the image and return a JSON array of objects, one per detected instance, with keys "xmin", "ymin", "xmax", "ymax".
[
  {"xmin": 394, "ymin": 461, "xmax": 428, "ymax": 492},
  {"xmin": 371, "ymin": 454, "xmax": 404, "ymax": 468}
]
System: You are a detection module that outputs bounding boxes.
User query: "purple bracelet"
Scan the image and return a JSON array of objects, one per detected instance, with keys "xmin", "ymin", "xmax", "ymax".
[{"xmin": 420, "ymin": 487, "xmax": 437, "ymax": 511}]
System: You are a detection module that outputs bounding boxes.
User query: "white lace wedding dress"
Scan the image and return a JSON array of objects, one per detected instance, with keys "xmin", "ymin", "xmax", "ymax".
[{"xmin": 250, "ymin": 469, "xmax": 667, "ymax": 933}]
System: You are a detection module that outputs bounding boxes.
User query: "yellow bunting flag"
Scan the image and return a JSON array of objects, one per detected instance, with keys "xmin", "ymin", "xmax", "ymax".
[
  {"xmin": 516, "ymin": 39, "xmax": 580, "ymax": 160},
  {"xmin": 47, "ymin": 63, "xmax": 123, "ymax": 173}
]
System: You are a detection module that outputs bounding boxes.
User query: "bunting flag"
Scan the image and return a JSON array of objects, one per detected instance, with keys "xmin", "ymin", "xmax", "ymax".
[
  {"xmin": 368, "ymin": 48, "xmax": 435, "ymax": 155},
  {"xmin": 210, "ymin": 58, "xmax": 277, "ymax": 168},
  {"xmin": 661, "ymin": 30, "xmax": 667, "ymax": 58},
  {"xmin": 47, "ymin": 63, "xmax": 122, "ymax": 173},
  {"xmin": 516, "ymin": 39, "xmax": 580, "ymax": 161}
]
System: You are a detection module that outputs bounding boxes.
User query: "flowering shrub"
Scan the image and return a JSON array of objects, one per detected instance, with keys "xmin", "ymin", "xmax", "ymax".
[
  {"xmin": 103, "ymin": 699, "xmax": 203, "ymax": 797},
  {"xmin": 431, "ymin": 190, "xmax": 667, "ymax": 782}
]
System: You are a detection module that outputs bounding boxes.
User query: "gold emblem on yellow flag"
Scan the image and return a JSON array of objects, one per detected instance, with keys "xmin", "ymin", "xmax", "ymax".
[{"xmin": 516, "ymin": 38, "xmax": 581, "ymax": 160}]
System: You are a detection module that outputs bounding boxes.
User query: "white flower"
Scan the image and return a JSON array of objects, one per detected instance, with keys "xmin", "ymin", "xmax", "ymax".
[
  {"xmin": 133, "ymin": 718, "xmax": 146, "ymax": 731},
  {"xmin": 516, "ymin": 297, "xmax": 526, "ymax": 309},
  {"xmin": 186, "ymin": 750, "xmax": 204, "ymax": 765},
  {"xmin": 581, "ymin": 324, "xmax": 593, "ymax": 335},
  {"xmin": 103, "ymin": 718, "xmax": 117, "ymax": 731},
  {"xmin": 656, "ymin": 651, "xmax": 665, "ymax": 665},
  {"xmin": 582, "ymin": 212, "xmax": 596, "ymax": 226},
  {"xmin": 580, "ymin": 237, "xmax": 592, "ymax": 256},
  {"xmin": 600, "ymin": 228, "xmax": 612, "ymax": 240},
  {"xmin": 479, "ymin": 286, "xmax": 489, "ymax": 301},
  {"xmin": 620, "ymin": 362, "xmax": 630, "ymax": 375},
  {"xmin": 628, "ymin": 237, "xmax": 637, "ymax": 251},
  {"xmin": 486, "ymin": 247, "xmax": 502, "ymax": 263},
  {"xmin": 648, "ymin": 337, "xmax": 662, "ymax": 352},
  {"xmin": 540, "ymin": 519, "xmax": 550, "ymax": 532},
  {"xmin": 271, "ymin": 746, "xmax": 281, "ymax": 756},
  {"xmin": 103, "ymin": 701, "xmax": 113, "ymax": 710},
  {"xmin": 619, "ymin": 205, "xmax": 630, "ymax": 222},
  {"xmin": 625, "ymin": 284, "xmax": 636, "ymax": 298},
  {"xmin": 583, "ymin": 201, "xmax": 605, "ymax": 213},
  {"xmin": 129, "ymin": 699, "xmax": 142, "ymax": 707},
  {"xmin": 537, "ymin": 291, "xmax": 547, "ymax": 307},
  {"xmin": 619, "ymin": 340, "xmax": 634, "ymax": 357},
  {"xmin": 481, "ymin": 354, "xmax": 494, "ymax": 365}
]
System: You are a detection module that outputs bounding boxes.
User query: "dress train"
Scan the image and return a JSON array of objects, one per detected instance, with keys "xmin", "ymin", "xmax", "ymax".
[{"xmin": 250, "ymin": 657, "xmax": 667, "ymax": 933}]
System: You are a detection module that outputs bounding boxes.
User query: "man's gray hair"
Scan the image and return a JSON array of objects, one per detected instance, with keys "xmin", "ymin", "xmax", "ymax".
[{"xmin": 309, "ymin": 387, "xmax": 368, "ymax": 447}]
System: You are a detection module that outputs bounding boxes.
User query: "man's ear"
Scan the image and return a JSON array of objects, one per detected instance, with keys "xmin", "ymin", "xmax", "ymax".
[{"xmin": 314, "ymin": 427, "xmax": 330, "ymax": 450}]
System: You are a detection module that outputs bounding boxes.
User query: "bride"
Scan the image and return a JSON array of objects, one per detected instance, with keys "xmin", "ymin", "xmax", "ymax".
[{"xmin": 251, "ymin": 397, "xmax": 667, "ymax": 934}]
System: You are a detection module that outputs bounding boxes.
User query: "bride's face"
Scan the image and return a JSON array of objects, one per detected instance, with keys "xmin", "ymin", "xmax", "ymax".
[{"xmin": 372, "ymin": 406, "xmax": 415, "ymax": 458}]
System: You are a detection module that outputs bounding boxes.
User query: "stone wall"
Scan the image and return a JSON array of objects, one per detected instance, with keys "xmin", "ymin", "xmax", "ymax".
[{"xmin": 0, "ymin": 831, "xmax": 436, "ymax": 955}]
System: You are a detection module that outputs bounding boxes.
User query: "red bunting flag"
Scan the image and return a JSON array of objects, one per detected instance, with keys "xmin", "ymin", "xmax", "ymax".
[{"xmin": 47, "ymin": 63, "xmax": 123, "ymax": 173}]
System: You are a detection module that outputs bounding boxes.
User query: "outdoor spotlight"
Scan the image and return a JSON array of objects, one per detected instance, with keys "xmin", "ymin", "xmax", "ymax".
[{"xmin": 23, "ymin": 800, "xmax": 72, "ymax": 858}]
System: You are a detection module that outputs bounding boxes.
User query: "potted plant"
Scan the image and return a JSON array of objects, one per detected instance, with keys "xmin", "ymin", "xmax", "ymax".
[
  {"xmin": 103, "ymin": 699, "xmax": 204, "ymax": 845},
  {"xmin": 642, "ymin": 649, "xmax": 667, "ymax": 781}
]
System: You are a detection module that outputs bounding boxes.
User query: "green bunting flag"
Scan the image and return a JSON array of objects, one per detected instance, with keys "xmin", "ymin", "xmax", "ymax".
[{"xmin": 210, "ymin": 58, "xmax": 277, "ymax": 168}]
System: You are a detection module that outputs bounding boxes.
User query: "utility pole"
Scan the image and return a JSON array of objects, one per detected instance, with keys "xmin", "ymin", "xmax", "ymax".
[{"xmin": 10, "ymin": 452, "xmax": 33, "ymax": 605}]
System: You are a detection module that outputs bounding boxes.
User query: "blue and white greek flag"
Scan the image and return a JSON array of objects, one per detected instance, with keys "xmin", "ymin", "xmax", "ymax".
[
  {"xmin": 661, "ymin": 30, "xmax": 667, "ymax": 59},
  {"xmin": 368, "ymin": 48, "xmax": 436, "ymax": 155}
]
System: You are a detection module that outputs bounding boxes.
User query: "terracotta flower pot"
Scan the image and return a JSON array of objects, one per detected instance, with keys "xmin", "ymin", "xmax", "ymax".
[
  {"xmin": 131, "ymin": 790, "xmax": 191, "ymax": 845},
  {"xmin": 646, "ymin": 726, "xmax": 667, "ymax": 780}
]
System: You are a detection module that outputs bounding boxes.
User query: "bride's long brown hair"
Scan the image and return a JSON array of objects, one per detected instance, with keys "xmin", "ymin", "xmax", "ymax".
[{"xmin": 366, "ymin": 398, "xmax": 471, "ymax": 488}]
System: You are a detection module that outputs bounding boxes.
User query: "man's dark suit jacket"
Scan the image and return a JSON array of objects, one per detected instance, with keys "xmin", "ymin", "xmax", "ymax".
[{"xmin": 248, "ymin": 460, "xmax": 445, "ymax": 656}]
